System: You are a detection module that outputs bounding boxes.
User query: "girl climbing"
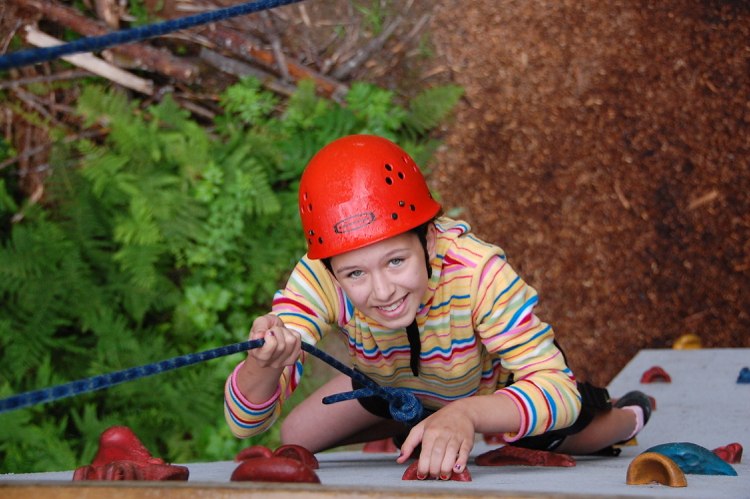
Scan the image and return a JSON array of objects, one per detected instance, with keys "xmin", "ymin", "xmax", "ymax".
[{"xmin": 224, "ymin": 134, "xmax": 650, "ymax": 480}]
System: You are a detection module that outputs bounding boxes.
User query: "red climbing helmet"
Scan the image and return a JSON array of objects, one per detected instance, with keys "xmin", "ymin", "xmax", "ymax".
[{"xmin": 299, "ymin": 135, "xmax": 442, "ymax": 259}]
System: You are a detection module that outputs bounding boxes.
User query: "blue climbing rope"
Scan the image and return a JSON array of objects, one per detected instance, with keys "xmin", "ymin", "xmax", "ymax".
[
  {"xmin": 0, "ymin": 0, "xmax": 306, "ymax": 71},
  {"xmin": 300, "ymin": 343, "xmax": 426, "ymax": 426},
  {"xmin": 0, "ymin": 338, "xmax": 425, "ymax": 426}
]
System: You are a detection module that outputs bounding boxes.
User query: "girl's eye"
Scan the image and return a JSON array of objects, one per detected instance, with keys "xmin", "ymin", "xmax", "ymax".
[
  {"xmin": 347, "ymin": 270, "xmax": 364, "ymax": 279},
  {"xmin": 389, "ymin": 257, "xmax": 404, "ymax": 266}
]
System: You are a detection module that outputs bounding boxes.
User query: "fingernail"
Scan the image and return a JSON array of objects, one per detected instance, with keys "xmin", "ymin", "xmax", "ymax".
[
  {"xmin": 439, "ymin": 474, "xmax": 449, "ymax": 480},
  {"xmin": 454, "ymin": 463, "xmax": 463, "ymax": 472},
  {"xmin": 416, "ymin": 473, "xmax": 426, "ymax": 480},
  {"xmin": 267, "ymin": 330, "xmax": 275, "ymax": 337}
]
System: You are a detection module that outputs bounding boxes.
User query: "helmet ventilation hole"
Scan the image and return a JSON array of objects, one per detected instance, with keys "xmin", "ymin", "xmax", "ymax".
[
  {"xmin": 391, "ymin": 213, "xmax": 398, "ymax": 220},
  {"xmin": 385, "ymin": 177, "xmax": 393, "ymax": 185}
]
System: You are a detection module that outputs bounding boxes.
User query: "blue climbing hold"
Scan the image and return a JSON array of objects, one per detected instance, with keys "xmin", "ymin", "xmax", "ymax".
[
  {"xmin": 737, "ymin": 367, "xmax": 750, "ymax": 384},
  {"xmin": 645, "ymin": 442, "xmax": 737, "ymax": 476}
]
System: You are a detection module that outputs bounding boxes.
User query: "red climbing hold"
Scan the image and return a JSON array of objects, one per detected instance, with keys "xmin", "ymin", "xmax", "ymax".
[
  {"xmin": 273, "ymin": 444, "xmax": 320, "ymax": 469},
  {"xmin": 640, "ymin": 366, "xmax": 672, "ymax": 383},
  {"xmin": 482, "ymin": 433, "xmax": 507, "ymax": 445},
  {"xmin": 363, "ymin": 437, "xmax": 399, "ymax": 453},
  {"xmin": 401, "ymin": 460, "xmax": 472, "ymax": 481},
  {"xmin": 475, "ymin": 445, "xmax": 576, "ymax": 467},
  {"xmin": 713, "ymin": 443, "xmax": 743, "ymax": 464},
  {"xmin": 232, "ymin": 444, "xmax": 321, "ymax": 483},
  {"xmin": 231, "ymin": 456, "xmax": 321, "ymax": 483},
  {"xmin": 72, "ymin": 426, "xmax": 188, "ymax": 481}
]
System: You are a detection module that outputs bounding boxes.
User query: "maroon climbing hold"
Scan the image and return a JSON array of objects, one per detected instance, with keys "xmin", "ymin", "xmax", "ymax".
[
  {"xmin": 235, "ymin": 444, "xmax": 274, "ymax": 461},
  {"xmin": 72, "ymin": 426, "xmax": 189, "ymax": 481},
  {"xmin": 482, "ymin": 433, "xmax": 507, "ymax": 445},
  {"xmin": 363, "ymin": 437, "xmax": 399, "ymax": 453},
  {"xmin": 273, "ymin": 444, "xmax": 320, "ymax": 469},
  {"xmin": 713, "ymin": 443, "xmax": 743, "ymax": 464},
  {"xmin": 233, "ymin": 444, "xmax": 320, "ymax": 482},
  {"xmin": 73, "ymin": 461, "xmax": 189, "ymax": 481},
  {"xmin": 230, "ymin": 456, "xmax": 321, "ymax": 483},
  {"xmin": 401, "ymin": 460, "xmax": 472, "ymax": 481},
  {"xmin": 640, "ymin": 366, "xmax": 671, "ymax": 383},
  {"xmin": 236, "ymin": 443, "xmax": 319, "ymax": 469},
  {"xmin": 475, "ymin": 445, "xmax": 576, "ymax": 467}
]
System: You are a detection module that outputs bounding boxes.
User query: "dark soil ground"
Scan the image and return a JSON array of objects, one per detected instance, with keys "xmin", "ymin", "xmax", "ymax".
[{"xmin": 425, "ymin": 0, "xmax": 750, "ymax": 385}]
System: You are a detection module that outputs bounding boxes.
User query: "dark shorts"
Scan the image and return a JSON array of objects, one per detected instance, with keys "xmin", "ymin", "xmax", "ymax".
[
  {"xmin": 354, "ymin": 379, "xmax": 611, "ymax": 451},
  {"xmin": 352, "ymin": 378, "xmax": 436, "ymax": 420},
  {"xmin": 511, "ymin": 382, "xmax": 611, "ymax": 450}
]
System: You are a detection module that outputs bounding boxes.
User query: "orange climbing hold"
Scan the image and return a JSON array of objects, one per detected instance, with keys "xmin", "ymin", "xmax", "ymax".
[
  {"xmin": 672, "ymin": 333, "xmax": 702, "ymax": 349},
  {"xmin": 626, "ymin": 452, "xmax": 687, "ymax": 487}
]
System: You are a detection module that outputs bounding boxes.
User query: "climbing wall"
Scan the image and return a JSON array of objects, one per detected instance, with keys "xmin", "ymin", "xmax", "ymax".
[{"xmin": 1, "ymin": 348, "xmax": 748, "ymax": 498}]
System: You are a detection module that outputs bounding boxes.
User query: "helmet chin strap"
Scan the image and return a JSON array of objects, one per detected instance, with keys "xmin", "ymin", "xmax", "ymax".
[
  {"xmin": 406, "ymin": 319, "xmax": 421, "ymax": 376},
  {"xmin": 407, "ymin": 231, "xmax": 430, "ymax": 377}
]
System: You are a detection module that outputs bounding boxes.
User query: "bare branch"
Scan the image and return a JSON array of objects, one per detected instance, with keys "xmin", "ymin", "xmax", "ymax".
[
  {"xmin": 23, "ymin": 25, "xmax": 154, "ymax": 95},
  {"xmin": 198, "ymin": 25, "xmax": 346, "ymax": 98},
  {"xmin": 11, "ymin": 0, "xmax": 199, "ymax": 82},
  {"xmin": 94, "ymin": 0, "xmax": 119, "ymax": 29},
  {"xmin": 0, "ymin": 69, "xmax": 91, "ymax": 90},
  {"xmin": 199, "ymin": 47, "xmax": 295, "ymax": 97},
  {"xmin": 0, "ymin": 129, "xmax": 105, "ymax": 172},
  {"xmin": 331, "ymin": 16, "xmax": 403, "ymax": 80}
]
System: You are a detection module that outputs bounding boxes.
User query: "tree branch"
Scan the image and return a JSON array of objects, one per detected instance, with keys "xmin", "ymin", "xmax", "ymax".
[
  {"xmin": 11, "ymin": 0, "xmax": 199, "ymax": 82},
  {"xmin": 23, "ymin": 25, "xmax": 154, "ymax": 95}
]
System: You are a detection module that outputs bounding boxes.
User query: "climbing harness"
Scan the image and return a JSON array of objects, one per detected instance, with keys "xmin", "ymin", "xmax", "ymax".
[
  {"xmin": 0, "ymin": 0, "xmax": 306, "ymax": 71},
  {"xmin": 0, "ymin": 338, "xmax": 425, "ymax": 426}
]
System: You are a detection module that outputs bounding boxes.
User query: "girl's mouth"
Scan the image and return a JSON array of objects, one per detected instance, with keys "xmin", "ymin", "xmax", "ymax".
[{"xmin": 377, "ymin": 297, "xmax": 406, "ymax": 314}]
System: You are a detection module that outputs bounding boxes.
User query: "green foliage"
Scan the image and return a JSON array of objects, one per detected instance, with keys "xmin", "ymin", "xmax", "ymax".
[
  {"xmin": 353, "ymin": 0, "xmax": 391, "ymax": 35},
  {"xmin": 126, "ymin": 0, "xmax": 163, "ymax": 26},
  {"xmin": 0, "ymin": 77, "xmax": 462, "ymax": 473}
]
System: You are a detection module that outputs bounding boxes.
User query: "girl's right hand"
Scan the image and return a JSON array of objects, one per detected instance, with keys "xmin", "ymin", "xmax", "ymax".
[{"xmin": 246, "ymin": 314, "xmax": 302, "ymax": 369}]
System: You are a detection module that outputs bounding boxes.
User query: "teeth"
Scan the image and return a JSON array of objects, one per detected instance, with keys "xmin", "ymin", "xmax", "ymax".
[{"xmin": 379, "ymin": 299, "xmax": 403, "ymax": 312}]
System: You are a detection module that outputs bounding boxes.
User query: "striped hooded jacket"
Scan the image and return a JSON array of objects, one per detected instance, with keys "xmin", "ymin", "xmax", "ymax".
[{"xmin": 225, "ymin": 217, "xmax": 581, "ymax": 441}]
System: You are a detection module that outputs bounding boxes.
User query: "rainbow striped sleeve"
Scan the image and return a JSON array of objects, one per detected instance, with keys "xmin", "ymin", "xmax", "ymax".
[
  {"xmin": 224, "ymin": 256, "xmax": 340, "ymax": 439},
  {"xmin": 271, "ymin": 257, "xmax": 345, "ymax": 339},
  {"xmin": 473, "ymin": 254, "xmax": 581, "ymax": 440}
]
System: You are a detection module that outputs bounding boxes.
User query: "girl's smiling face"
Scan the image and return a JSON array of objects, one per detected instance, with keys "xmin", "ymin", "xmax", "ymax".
[{"xmin": 330, "ymin": 225, "xmax": 436, "ymax": 329}]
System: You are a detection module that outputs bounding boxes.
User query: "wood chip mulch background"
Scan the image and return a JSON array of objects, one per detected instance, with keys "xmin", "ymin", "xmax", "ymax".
[{"xmin": 427, "ymin": 0, "xmax": 749, "ymax": 385}]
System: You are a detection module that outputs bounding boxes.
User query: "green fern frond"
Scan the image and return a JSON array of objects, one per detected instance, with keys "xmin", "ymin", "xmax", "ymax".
[
  {"xmin": 0, "ymin": 178, "xmax": 19, "ymax": 216},
  {"xmin": 220, "ymin": 76, "xmax": 278, "ymax": 127},
  {"xmin": 76, "ymin": 85, "xmax": 136, "ymax": 128},
  {"xmin": 403, "ymin": 84, "xmax": 465, "ymax": 135},
  {"xmin": 78, "ymin": 149, "xmax": 130, "ymax": 200},
  {"xmin": 282, "ymin": 79, "xmax": 332, "ymax": 130}
]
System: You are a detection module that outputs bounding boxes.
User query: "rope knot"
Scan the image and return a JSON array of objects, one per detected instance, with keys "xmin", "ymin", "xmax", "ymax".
[
  {"xmin": 321, "ymin": 385, "xmax": 424, "ymax": 427},
  {"xmin": 380, "ymin": 386, "xmax": 424, "ymax": 426}
]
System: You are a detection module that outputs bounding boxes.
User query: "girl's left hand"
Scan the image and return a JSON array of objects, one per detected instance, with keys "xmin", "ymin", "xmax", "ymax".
[{"xmin": 396, "ymin": 402, "xmax": 475, "ymax": 480}]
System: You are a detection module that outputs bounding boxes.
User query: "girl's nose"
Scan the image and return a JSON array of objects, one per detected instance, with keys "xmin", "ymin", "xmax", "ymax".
[{"xmin": 371, "ymin": 271, "xmax": 395, "ymax": 300}]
